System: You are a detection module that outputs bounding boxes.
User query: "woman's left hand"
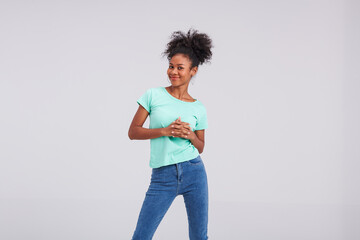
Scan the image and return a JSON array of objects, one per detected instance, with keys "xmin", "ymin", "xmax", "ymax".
[{"xmin": 171, "ymin": 117, "xmax": 194, "ymax": 140}]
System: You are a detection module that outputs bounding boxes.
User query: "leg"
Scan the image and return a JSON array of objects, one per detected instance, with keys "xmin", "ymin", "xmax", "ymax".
[
  {"xmin": 131, "ymin": 167, "xmax": 177, "ymax": 240},
  {"xmin": 183, "ymin": 161, "xmax": 209, "ymax": 240}
]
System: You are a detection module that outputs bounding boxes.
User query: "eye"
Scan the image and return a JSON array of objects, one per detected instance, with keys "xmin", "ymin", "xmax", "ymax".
[
  {"xmin": 169, "ymin": 66, "xmax": 173, "ymax": 69},
  {"xmin": 178, "ymin": 67, "xmax": 183, "ymax": 70}
]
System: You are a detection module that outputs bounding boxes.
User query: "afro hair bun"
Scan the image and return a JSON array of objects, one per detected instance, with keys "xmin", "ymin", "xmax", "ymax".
[{"xmin": 162, "ymin": 28, "xmax": 213, "ymax": 68}]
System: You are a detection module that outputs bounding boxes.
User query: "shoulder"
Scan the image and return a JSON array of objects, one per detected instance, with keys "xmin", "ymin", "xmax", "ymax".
[
  {"xmin": 196, "ymin": 99, "xmax": 207, "ymax": 109},
  {"xmin": 152, "ymin": 86, "xmax": 164, "ymax": 92},
  {"xmin": 193, "ymin": 100, "xmax": 207, "ymax": 116}
]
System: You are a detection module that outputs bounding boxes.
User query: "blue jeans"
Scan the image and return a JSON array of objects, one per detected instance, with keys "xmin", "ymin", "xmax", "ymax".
[{"xmin": 131, "ymin": 154, "xmax": 209, "ymax": 240}]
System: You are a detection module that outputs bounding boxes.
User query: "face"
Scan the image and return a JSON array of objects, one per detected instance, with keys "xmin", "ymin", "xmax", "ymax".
[{"xmin": 167, "ymin": 53, "xmax": 197, "ymax": 87}]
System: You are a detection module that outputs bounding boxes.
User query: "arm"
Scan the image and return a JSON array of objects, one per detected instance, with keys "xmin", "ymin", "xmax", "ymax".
[
  {"xmin": 189, "ymin": 129, "xmax": 205, "ymax": 154},
  {"xmin": 128, "ymin": 105, "xmax": 165, "ymax": 140}
]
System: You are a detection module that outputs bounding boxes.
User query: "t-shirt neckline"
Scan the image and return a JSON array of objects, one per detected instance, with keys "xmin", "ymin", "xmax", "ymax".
[{"xmin": 162, "ymin": 87, "xmax": 198, "ymax": 104}]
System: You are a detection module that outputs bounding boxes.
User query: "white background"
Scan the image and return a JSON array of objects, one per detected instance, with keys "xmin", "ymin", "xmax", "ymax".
[{"xmin": 0, "ymin": 0, "xmax": 359, "ymax": 239}]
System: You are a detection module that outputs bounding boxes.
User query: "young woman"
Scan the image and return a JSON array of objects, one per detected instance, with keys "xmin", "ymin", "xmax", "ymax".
[{"xmin": 128, "ymin": 28, "xmax": 213, "ymax": 240}]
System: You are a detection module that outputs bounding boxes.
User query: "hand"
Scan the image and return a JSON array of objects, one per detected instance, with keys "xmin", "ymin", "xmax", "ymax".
[{"xmin": 164, "ymin": 117, "xmax": 194, "ymax": 140}]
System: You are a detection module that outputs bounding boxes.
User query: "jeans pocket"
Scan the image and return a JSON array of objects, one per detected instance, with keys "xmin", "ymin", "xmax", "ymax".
[{"xmin": 188, "ymin": 155, "xmax": 202, "ymax": 165}]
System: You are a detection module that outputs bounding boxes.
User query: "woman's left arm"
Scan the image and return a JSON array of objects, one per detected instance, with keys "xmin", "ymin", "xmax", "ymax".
[{"xmin": 189, "ymin": 130, "xmax": 205, "ymax": 154}]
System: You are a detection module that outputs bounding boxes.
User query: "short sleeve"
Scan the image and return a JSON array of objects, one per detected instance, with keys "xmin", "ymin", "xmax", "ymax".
[
  {"xmin": 137, "ymin": 88, "xmax": 152, "ymax": 113},
  {"xmin": 195, "ymin": 107, "xmax": 208, "ymax": 130}
]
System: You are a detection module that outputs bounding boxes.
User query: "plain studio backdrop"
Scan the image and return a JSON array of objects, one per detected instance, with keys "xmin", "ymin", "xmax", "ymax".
[{"xmin": 0, "ymin": 0, "xmax": 359, "ymax": 239}]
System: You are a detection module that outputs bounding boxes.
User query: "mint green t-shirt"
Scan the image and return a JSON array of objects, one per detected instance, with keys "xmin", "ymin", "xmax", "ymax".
[{"xmin": 137, "ymin": 86, "xmax": 208, "ymax": 168}]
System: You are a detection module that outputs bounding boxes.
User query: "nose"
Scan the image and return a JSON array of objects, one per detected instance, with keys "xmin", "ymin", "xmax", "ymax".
[{"xmin": 170, "ymin": 68, "xmax": 178, "ymax": 75}]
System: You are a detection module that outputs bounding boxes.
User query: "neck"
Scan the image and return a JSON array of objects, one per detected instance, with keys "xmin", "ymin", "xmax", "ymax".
[{"xmin": 166, "ymin": 85, "xmax": 194, "ymax": 101}]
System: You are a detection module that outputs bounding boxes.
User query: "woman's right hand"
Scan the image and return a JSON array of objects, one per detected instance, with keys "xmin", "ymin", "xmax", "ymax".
[{"xmin": 164, "ymin": 117, "xmax": 192, "ymax": 138}]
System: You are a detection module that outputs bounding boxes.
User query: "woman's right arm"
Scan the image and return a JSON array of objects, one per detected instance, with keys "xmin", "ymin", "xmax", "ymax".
[{"xmin": 128, "ymin": 105, "xmax": 165, "ymax": 140}]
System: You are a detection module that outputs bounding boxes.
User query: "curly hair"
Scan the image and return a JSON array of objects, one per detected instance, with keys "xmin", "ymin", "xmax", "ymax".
[{"xmin": 162, "ymin": 28, "xmax": 213, "ymax": 69}]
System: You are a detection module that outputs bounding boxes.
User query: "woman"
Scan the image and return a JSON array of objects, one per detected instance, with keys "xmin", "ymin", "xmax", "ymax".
[{"xmin": 128, "ymin": 28, "xmax": 213, "ymax": 240}]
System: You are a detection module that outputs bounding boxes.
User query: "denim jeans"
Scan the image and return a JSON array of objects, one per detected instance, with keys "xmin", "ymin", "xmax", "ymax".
[{"xmin": 131, "ymin": 154, "xmax": 209, "ymax": 240}]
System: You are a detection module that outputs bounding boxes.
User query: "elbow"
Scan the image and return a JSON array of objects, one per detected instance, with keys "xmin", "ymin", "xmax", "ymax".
[
  {"xmin": 128, "ymin": 129, "xmax": 134, "ymax": 140},
  {"xmin": 128, "ymin": 126, "xmax": 141, "ymax": 140}
]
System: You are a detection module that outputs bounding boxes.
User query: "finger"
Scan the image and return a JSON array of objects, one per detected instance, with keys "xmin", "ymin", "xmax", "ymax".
[
  {"xmin": 182, "ymin": 133, "xmax": 189, "ymax": 139},
  {"xmin": 176, "ymin": 125, "xmax": 185, "ymax": 131},
  {"xmin": 173, "ymin": 122, "xmax": 183, "ymax": 127},
  {"xmin": 180, "ymin": 125, "xmax": 190, "ymax": 131},
  {"xmin": 182, "ymin": 122, "xmax": 190, "ymax": 127},
  {"xmin": 172, "ymin": 130, "xmax": 180, "ymax": 135},
  {"xmin": 178, "ymin": 131, "xmax": 186, "ymax": 137},
  {"xmin": 183, "ymin": 129, "xmax": 191, "ymax": 135},
  {"xmin": 183, "ymin": 125, "xmax": 191, "ymax": 130}
]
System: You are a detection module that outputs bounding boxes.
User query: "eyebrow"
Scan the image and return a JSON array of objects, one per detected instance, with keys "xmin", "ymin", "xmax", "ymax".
[{"xmin": 169, "ymin": 63, "xmax": 184, "ymax": 65}]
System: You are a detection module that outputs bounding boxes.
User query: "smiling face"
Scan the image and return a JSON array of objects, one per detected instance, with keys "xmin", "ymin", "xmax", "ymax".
[{"xmin": 167, "ymin": 53, "xmax": 198, "ymax": 87}]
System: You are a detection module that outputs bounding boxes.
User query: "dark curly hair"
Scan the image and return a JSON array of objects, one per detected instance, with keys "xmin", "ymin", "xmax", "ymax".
[{"xmin": 162, "ymin": 28, "xmax": 213, "ymax": 69}]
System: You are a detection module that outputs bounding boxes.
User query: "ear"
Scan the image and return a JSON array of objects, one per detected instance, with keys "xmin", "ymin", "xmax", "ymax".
[{"xmin": 191, "ymin": 66, "xmax": 198, "ymax": 77}]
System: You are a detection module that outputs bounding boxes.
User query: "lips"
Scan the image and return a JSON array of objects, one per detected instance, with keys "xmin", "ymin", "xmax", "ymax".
[{"xmin": 170, "ymin": 77, "xmax": 179, "ymax": 80}]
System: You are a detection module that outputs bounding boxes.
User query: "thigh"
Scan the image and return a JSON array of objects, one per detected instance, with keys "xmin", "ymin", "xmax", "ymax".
[
  {"xmin": 182, "ymin": 158, "xmax": 209, "ymax": 240},
  {"xmin": 132, "ymin": 166, "xmax": 177, "ymax": 240}
]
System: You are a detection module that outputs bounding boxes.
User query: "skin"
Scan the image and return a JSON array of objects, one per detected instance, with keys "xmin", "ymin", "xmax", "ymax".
[{"xmin": 128, "ymin": 53, "xmax": 205, "ymax": 154}]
